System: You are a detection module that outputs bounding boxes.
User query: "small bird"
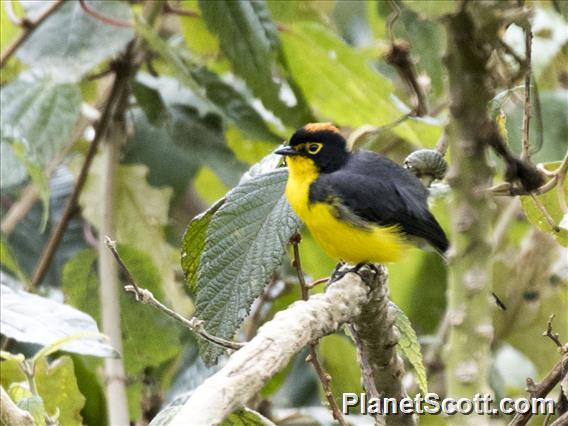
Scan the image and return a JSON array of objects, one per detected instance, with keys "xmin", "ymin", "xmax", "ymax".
[{"xmin": 276, "ymin": 123, "xmax": 448, "ymax": 265}]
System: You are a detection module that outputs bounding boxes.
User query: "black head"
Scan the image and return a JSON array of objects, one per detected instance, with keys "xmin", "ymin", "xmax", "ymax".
[{"xmin": 276, "ymin": 123, "xmax": 349, "ymax": 173}]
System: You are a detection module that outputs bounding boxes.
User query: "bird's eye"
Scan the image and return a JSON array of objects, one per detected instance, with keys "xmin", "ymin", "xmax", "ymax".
[{"xmin": 307, "ymin": 143, "xmax": 322, "ymax": 154}]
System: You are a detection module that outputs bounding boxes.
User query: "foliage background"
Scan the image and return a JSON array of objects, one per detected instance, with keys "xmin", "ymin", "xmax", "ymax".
[{"xmin": 0, "ymin": 1, "xmax": 566, "ymax": 425}]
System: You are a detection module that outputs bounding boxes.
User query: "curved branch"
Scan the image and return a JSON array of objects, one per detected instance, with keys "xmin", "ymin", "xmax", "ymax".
[{"xmin": 169, "ymin": 269, "xmax": 380, "ymax": 425}]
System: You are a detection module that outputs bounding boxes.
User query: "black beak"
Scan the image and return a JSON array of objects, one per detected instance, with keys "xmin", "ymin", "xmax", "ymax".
[{"xmin": 275, "ymin": 146, "xmax": 299, "ymax": 156}]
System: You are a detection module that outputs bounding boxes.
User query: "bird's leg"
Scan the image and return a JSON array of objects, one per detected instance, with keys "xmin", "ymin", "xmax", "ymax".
[{"xmin": 330, "ymin": 261, "xmax": 346, "ymax": 283}]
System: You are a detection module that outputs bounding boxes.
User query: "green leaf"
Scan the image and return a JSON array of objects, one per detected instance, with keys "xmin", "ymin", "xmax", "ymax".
[
  {"xmin": 0, "ymin": 77, "xmax": 81, "ymax": 167},
  {"xmin": 62, "ymin": 246, "xmax": 181, "ymax": 422},
  {"xmin": 134, "ymin": 18, "xmax": 201, "ymax": 93},
  {"xmin": 169, "ymin": 105, "xmax": 248, "ymax": 187},
  {"xmin": 31, "ymin": 332, "xmax": 108, "ymax": 364},
  {"xmin": 190, "ymin": 67, "xmax": 282, "ymax": 143},
  {"xmin": 18, "ymin": 1, "xmax": 133, "ymax": 82},
  {"xmin": 125, "ymin": 108, "xmax": 200, "ymax": 198},
  {"xmin": 319, "ymin": 334, "xmax": 361, "ymax": 410},
  {"xmin": 505, "ymin": 91, "xmax": 568, "ymax": 163},
  {"xmin": 280, "ymin": 22, "xmax": 440, "ymax": 147},
  {"xmin": 135, "ymin": 20, "xmax": 281, "ymax": 143},
  {"xmin": 180, "ymin": 1, "xmax": 219, "ymax": 57},
  {"xmin": 222, "ymin": 408, "xmax": 276, "ymax": 426},
  {"xmin": 76, "ymin": 157, "xmax": 190, "ymax": 315},
  {"xmin": 0, "ymin": 283, "xmax": 116, "ymax": 358},
  {"xmin": 402, "ymin": 1, "xmax": 460, "ymax": 19},
  {"xmin": 520, "ymin": 162, "xmax": 568, "ymax": 246},
  {"xmin": 17, "ymin": 395, "xmax": 47, "ymax": 426},
  {"xmin": 62, "ymin": 247, "xmax": 181, "ymax": 376},
  {"xmin": 0, "ymin": 358, "xmax": 26, "ymax": 389},
  {"xmin": 195, "ymin": 168, "xmax": 300, "ymax": 364},
  {"xmin": 0, "ymin": 235, "xmax": 29, "ymax": 285},
  {"xmin": 131, "ymin": 81, "xmax": 169, "ymax": 126},
  {"xmin": 391, "ymin": 303, "xmax": 428, "ymax": 394},
  {"xmin": 0, "ymin": 142, "xmax": 27, "ymax": 188},
  {"xmin": 198, "ymin": 0, "xmax": 306, "ymax": 127},
  {"xmin": 35, "ymin": 356, "xmax": 85, "ymax": 426},
  {"xmin": 11, "ymin": 143, "xmax": 50, "ymax": 230},
  {"xmin": 181, "ymin": 199, "xmax": 225, "ymax": 292}
]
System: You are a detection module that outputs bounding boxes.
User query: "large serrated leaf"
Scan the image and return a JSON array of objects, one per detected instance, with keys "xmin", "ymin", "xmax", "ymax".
[
  {"xmin": 280, "ymin": 22, "xmax": 441, "ymax": 147},
  {"xmin": 0, "ymin": 279, "xmax": 116, "ymax": 358},
  {"xmin": 195, "ymin": 168, "xmax": 300, "ymax": 364},
  {"xmin": 181, "ymin": 199, "xmax": 225, "ymax": 292},
  {"xmin": 18, "ymin": 0, "xmax": 133, "ymax": 82},
  {"xmin": 391, "ymin": 302, "xmax": 428, "ymax": 394},
  {"xmin": 198, "ymin": 0, "xmax": 306, "ymax": 127}
]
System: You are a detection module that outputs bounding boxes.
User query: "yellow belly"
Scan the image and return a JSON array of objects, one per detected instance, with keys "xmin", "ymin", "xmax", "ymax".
[{"xmin": 284, "ymin": 157, "xmax": 409, "ymax": 263}]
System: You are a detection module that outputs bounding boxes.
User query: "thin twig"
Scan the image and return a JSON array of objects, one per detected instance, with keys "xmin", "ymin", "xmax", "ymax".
[
  {"xmin": 543, "ymin": 315, "xmax": 566, "ymax": 352},
  {"xmin": 521, "ymin": 29, "xmax": 533, "ymax": 161},
  {"xmin": 0, "ymin": 0, "xmax": 65, "ymax": 68},
  {"xmin": 306, "ymin": 277, "xmax": 329, "ymax": 290},
  {"xmin": 509, "ymin": 354, "xmax": 568, "ymax": 426},
  {"xmin": 529, "ymin": 193, "xmax": 561, "ymax": 233},
  {"xmin": 78, "ymin": 0, "xmax": 131, "ymax": 28},
  {"xmin": 29, "ymin": 55, "xmax": 132, "ymax": 289},
  {"xmin": 104, "ymin": 237, "xmax": 244, "ymax": 351},
  {"xmin": 291, "ymin": 235, "xmax": 348, "ymax": 426}
]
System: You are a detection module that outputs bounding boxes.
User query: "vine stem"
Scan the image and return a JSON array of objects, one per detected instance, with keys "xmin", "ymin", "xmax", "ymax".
[{"xmin": 291, "ymin": 235, "xmax": 348, "ymax": 426}]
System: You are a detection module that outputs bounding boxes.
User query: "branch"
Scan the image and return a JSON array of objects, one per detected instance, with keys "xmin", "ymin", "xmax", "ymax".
[
  {"xmin": 98, "ymin": 86, "xmax": 130, "ymax": 424},
  {"xmin": 543, "ymin": 315, "xmax": 567, "ymax": 353},
  {"xmin": 443, "ymin": 3, "xmax": 498, "ymax": 414},
  {"xmin": 0, "ymin": 386, "xmax": 34, "ymax": 426},
  {"xmin": 386, "ymin": 40, "xmax": 428, "ymax": 117},
  {"xmin": 520, "ymin": 23, "xmax": 533, "ymax": 161},
  {"xmin": 291, "ymin": 236, "xmax": 347, "ymax": 426},
  {"xmin": 349, "ymin": 265, "xmax": 415, "ymax": 426},
  {"xmin": 0, "ymin": 0, "xmax": 65, "ymax": 68},
  {"xmin": 169, "ymin": 268, "xmax": 380, "ymax": 424},
  {"xmin": 509, "ymin": 354, "xmax": 568, "ymax": 426},
  {"xmin": 104, "ymin": 237, "xmax": 243, "ymax": 351}
]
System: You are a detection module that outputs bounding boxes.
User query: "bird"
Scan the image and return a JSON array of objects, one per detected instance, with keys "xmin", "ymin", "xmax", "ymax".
[{"xmin": 275, "ymin": 123, "xmax": 448, "ymax": 266}]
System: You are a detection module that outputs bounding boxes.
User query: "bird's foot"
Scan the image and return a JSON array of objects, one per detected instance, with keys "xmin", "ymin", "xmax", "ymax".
[{"xmin": 330, "ymin": 262, "xmax": 366, "ymax": 283}]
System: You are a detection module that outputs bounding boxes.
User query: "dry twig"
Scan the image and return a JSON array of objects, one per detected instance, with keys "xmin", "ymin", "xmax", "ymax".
[
  {"xmin": 104, "ymin": 237, "xmax": 243, "ymax": 351},
  {"xmin": 291, "ymin": 235, "xmax": 348, "ymax": 426},
  {"xmin": 0, "ymin": 0, "xmax": 65, "ymax": 67}
]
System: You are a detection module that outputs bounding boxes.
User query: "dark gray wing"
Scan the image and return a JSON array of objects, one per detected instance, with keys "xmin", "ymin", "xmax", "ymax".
[{"xmin": 308, "ymin": 151, "xmax": 448, "ymax": 253}]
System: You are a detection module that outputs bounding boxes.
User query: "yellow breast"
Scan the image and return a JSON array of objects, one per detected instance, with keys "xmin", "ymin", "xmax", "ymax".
[{"xmin": 284, "ymin": 157, "xmax": 409, "ymax": 264}]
